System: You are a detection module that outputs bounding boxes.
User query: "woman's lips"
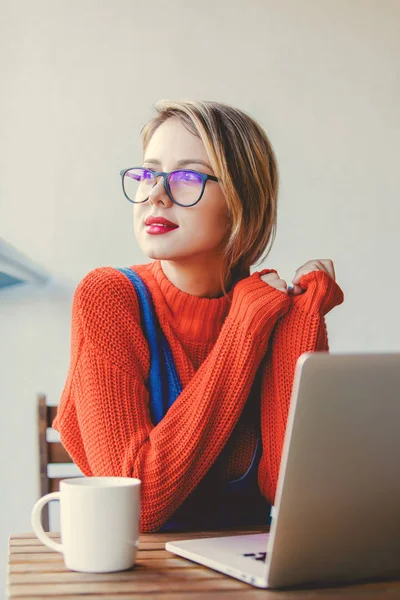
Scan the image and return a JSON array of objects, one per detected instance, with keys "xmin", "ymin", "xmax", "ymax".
[{"xmin": 145, "ymin": 224, "xmax": 179, "ymax": 235}]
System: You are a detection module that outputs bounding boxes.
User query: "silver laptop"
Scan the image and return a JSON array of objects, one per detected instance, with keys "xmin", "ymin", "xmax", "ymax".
[{"xmin": 166, "ymin": 352, "xmax": 400, "ymax": 589}]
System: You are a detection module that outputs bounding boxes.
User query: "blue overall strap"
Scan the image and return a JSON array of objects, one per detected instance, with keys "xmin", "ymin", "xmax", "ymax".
[{"xmin": 115, "ymin": 267, "xmax": 182, "ymax": 424}]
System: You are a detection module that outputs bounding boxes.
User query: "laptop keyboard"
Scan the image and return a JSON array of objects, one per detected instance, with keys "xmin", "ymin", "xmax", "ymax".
[{"xmin": 242, "ymin": 552, "xmax": 267, "ymax": 562}]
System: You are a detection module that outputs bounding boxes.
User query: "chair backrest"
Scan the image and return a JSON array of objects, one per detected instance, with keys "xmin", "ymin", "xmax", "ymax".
[{"xmin": 37, "ymin": 393, "xmax": 83, "ymax": 530}]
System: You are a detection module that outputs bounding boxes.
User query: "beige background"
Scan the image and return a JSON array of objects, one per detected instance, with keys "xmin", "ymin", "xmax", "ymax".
[{"xmin": 1, "ymin": 0, "xmax": 399, "ymax": 589}]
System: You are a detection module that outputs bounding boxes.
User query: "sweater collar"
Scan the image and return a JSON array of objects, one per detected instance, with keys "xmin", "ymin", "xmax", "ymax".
[{"xmin": 134, "ymin": 260, "xmax": 235, "ymax": 342}]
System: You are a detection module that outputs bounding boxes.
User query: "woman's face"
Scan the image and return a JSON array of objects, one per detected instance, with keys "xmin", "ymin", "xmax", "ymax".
[{"xmin": 133, "ymin": 117, "xmax": 231, "ymax": 266}]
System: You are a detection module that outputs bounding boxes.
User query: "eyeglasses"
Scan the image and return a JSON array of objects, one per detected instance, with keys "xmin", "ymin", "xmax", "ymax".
[{"xmin": 120, "ymin": 167, "xmax": 219, "ymax": 207}]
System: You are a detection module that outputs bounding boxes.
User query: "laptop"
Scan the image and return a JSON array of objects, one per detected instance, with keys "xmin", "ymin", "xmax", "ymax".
[{"xmin": 166, "ymin": 352, "xmax": 400, "ymax": 589}]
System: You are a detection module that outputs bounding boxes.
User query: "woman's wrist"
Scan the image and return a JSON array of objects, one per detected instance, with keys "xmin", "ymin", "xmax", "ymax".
[
  {"xmin": 289, "ymin": 270, "xmax": 344, "ymax": 316},
  {"xmin": 230, "ymin": 272, "xmax": 290, "ymax": 331}
]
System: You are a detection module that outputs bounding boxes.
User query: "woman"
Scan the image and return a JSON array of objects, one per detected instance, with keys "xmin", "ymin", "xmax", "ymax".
[{"xmin": 53, "ymin": 100, "xmax": 344, "ymax": 532}]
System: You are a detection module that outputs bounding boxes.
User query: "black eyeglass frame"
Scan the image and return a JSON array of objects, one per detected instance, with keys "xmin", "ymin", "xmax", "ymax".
[{"xmin": 120, "ymin": 167, "xmax": 219, "ymax": 207}]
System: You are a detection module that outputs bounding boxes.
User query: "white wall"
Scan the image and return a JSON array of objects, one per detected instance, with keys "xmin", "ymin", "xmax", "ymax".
[{"xmin": 1, "ymin": 0, "xmax": 399, "ymax": 591}]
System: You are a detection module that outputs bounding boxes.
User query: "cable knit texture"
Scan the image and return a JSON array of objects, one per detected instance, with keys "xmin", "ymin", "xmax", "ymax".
[{"xmin": 53, "ymin": 259, "xmax": 344, "ymax": 531}]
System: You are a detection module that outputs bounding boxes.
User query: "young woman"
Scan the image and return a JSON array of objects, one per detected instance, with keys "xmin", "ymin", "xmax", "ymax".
[{"xmin": 53, "ymin": 100, "xmax": 344, "ymax": 532}]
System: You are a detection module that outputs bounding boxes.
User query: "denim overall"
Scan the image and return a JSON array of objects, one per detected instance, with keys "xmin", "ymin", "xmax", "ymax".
[{"xmin": 117, "ymin": 267, "xmax": 272, "ymax": 531}]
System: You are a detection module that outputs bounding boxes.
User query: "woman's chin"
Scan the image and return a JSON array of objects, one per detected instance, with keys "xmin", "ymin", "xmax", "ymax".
[{"xmin": 142, "ymin": 248, "xmax": 177, "ymax": 261}]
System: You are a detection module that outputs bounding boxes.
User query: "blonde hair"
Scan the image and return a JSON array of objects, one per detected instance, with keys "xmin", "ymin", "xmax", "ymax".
[{"xmin": 140, "ymin": 99, "xmax": 279, "ymax": 299}]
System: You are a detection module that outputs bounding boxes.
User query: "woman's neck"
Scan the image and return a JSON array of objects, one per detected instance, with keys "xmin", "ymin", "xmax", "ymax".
[{"xmin": 160, "ymin": 259, "xmax": 229, "ymax": 299}]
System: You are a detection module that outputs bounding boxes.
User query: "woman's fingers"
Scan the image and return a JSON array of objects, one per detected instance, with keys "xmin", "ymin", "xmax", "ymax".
[
  {"xmin": 292, "ymin": 259, "xmax": 336, "ymax": 285},
  {"xmin": 288, "ymin": 283, "xmax": 304, "ymax": 295},
  {"xmin": 260, "ymin": 260, "xmax": 336, "ymax": 298},
  {"xmin": 260, "ymin": 272, "xmax": 289, "ymax": 294}
]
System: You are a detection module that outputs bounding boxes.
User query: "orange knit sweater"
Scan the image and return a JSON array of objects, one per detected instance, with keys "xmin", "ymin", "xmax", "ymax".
[{"xmin": 53, "ymin": 260, "xmax": 344, "ymax": 532}]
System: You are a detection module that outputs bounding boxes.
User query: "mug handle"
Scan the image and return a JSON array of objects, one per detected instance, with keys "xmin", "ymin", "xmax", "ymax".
[{"xmin": 31, "ymin": 492, "xmax": 64, "ymax": 553}]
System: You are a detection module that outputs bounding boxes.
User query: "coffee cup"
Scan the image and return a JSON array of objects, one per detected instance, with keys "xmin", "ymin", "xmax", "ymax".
[{"xmin": 31, "ymin": 477, "xmax": 141, "ymax": 573}]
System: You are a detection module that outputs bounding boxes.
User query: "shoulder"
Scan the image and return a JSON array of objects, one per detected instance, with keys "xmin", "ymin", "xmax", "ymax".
[
  {"xmin": 72, "ymin": 267, "xmax": 149, "ymax": 367},
  {"xmin": 74, "ymin": 267, "xmax": 141, "ymax": 323}
]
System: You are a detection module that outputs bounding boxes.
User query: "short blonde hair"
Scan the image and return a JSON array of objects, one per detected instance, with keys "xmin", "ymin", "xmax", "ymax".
[{"xmin": 141, "ymin": 99, "xmax": 279, "ymax": 299}]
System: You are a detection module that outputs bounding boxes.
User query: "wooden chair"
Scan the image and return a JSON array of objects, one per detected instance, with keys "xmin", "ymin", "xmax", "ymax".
[{"xmin": 37, "ymin": 393, "xmax": 83, "ymax": 531}]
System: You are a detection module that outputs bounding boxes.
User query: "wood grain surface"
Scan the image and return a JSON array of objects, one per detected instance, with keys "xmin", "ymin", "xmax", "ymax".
[{"xmin": 7, "ymin": 528, "xmax": 400, "ymax": 599}]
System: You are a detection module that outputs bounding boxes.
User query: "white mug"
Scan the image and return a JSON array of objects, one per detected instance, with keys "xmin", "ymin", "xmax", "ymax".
[{"xmin": 31, "ymin": 477, "xmax": 141, "ymax": 573}]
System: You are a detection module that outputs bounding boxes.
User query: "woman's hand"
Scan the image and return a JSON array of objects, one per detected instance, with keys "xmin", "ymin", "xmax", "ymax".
[
  {"xmin": 260, "ymin": 259, "xmax": 336, "ymax": 296},
  {"xmin": 289, "ymin": 259, "xmax": 336, "ymax": 295},
  {"xmin": 260, "ymin": 271, "xmax": 290, "ymax": 294}
]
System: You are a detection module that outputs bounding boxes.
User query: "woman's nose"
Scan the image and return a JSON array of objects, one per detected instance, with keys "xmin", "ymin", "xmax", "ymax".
[{"xmin": 148, "ymin": 176, "xmax": 172, "ymax": 206}]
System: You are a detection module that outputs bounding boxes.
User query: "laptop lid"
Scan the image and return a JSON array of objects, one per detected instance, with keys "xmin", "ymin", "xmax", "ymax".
[{"xmin": 266, "ymin": 352, "xmax": 400, "ymax": 588}]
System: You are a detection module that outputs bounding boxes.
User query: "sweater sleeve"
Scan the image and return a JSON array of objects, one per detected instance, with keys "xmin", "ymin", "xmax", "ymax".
[
  {"xmin": 258, "ymin": 270, "xmax": 345, "ymax": 503},
  {"xmin": 53, "ymin": 266, "xmax": 290, "ymax": 531}
]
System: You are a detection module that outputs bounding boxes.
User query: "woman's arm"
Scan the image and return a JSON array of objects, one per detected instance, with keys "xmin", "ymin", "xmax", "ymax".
[
  {"xmin": 258, "ymin": 270, "xmax": 345, "ymax": 503},
  {"xmin": 54, "ymin": 266, "xmax": 290, "ymax": 531}
]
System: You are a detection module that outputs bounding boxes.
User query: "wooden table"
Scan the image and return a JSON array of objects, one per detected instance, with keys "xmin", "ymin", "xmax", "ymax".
[{"xmin": 7, "ymin": 527, "xmax": 400, "ymax": 599}]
